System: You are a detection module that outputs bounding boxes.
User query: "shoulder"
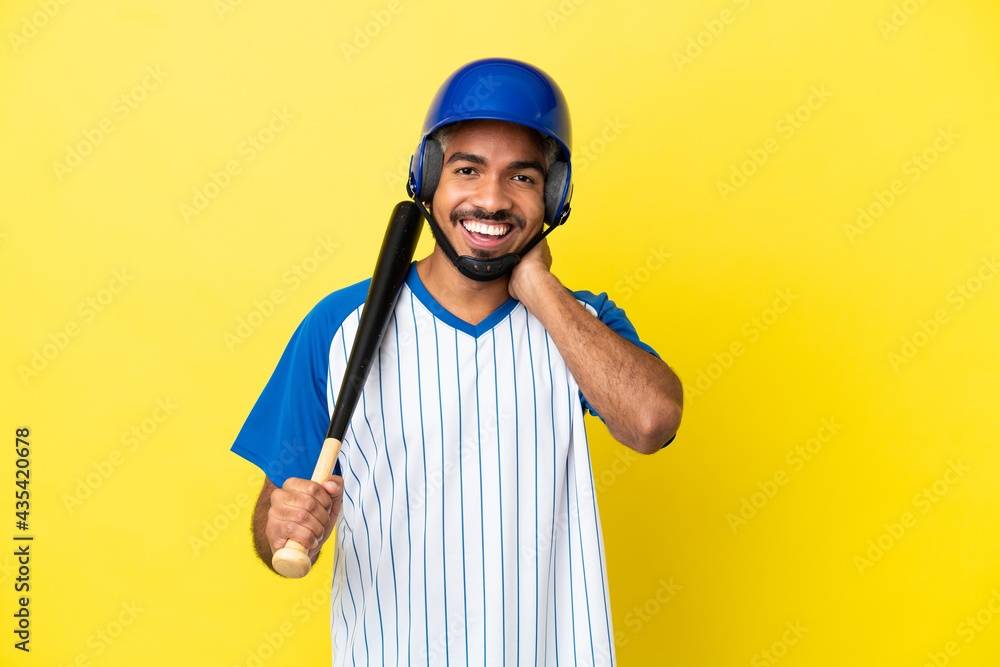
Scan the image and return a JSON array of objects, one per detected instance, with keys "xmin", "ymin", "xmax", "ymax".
[
  {"xmin": 569, "ymin": 287, "xmax": 660, "ymax": 358},
  {"xmin": 300, "ymin": 276, "xmax": 371, "ymax": 338},
  {"xmin": 570, "ymin": 289, "xmax": 617, "ymax": 318}
]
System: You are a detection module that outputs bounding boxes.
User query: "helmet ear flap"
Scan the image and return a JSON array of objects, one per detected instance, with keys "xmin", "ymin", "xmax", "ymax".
[
  {"xmin": 417, "ymin": 139, "xmax": 443, "ymax": 202},
  {"xmin": 544, "ymin": 160, "xmax": 570, "ymax": 225}
]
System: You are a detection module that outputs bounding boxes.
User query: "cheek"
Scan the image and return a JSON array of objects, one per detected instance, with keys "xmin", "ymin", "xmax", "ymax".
[
  {"xmin": 432, "ymin": 178, "xmax": 464, "ymax": 210},
  {"xmin": 430, "ymin": 185, "xmax": 454, "ymax": 219},
  {"xmin": 519, "ymin": 190, "xmax": 546, "ymax": 220}
]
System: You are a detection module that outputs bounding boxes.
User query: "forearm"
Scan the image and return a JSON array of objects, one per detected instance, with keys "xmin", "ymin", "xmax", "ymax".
[
  {"xmin": 516, "ymin": 271, "xmax": 683, "ymax": 453},
  {"xmin": 252, "ymin": 479, "xmax": 278, "ymax": 571}
]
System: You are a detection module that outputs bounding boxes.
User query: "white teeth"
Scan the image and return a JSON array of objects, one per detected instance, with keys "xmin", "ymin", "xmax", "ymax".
[{"xmin": 463, "ymin": 220, "xmax": 509, "ymax": 237}]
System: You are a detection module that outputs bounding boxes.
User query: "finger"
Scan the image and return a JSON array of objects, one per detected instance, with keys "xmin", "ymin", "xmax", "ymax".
[
  {"xmin": 321, "ymin": 476, "xmax": 345, "ymax": 529},
  {"xmin": 275, "ymin": 480, "xmax": 335, "ymax": 529},
  {"xmin": 266, "ymin": 501, "xmax": 328, "ymax": 551},
  {"xmin": 270, "ymin": 485, "xmax": 333, "ymax": 530},
  {"xmin": 536, "ymin": 238, "xmax": 553, "ymax": 268},
  {"xmin": 281, "ymin": 478, "xmax": 334, "ymax": 510},
  {"xmin": 320, "ymin": 476, "xmax": 343, "ymax": 497},
  {"xmin": 269, "ymin": 480, "xmax": 336, "ymax": 541}
]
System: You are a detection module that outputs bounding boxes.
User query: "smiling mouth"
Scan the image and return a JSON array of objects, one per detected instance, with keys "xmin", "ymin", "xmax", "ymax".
[{"xmin": 461, "ymin": 219, "xmax": 513, "ymax": 239}]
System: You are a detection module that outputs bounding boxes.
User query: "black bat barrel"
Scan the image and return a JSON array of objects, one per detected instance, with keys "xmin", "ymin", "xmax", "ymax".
[{"xmin": 326, "ymin": 201, "xmax": 423, "ymax": 440}]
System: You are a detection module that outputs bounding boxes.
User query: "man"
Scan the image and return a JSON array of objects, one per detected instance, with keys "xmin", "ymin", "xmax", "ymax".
[{"xmin": 232, "ymin": 58, "xmax": 683, "ymax": 666}]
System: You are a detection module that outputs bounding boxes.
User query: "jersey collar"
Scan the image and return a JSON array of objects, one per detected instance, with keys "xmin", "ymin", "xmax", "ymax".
[{"xmin": 405, "ymin": 263, "xmax": 521, "ymax": 338}]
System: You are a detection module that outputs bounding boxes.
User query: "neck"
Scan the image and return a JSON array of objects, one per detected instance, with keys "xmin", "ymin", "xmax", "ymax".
[{"xmin": 416, "ymin": 246, "xmax": 512, "ymax": 326}]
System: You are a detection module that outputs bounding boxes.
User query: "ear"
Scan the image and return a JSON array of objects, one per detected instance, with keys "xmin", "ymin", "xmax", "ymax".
[
  {"xmin": 544, "ymin": 161, "xmax": 569, "ymax": 224},
  {"xmin": 417, "ymin": 139, "xmax": 443, "ymax": 201}
]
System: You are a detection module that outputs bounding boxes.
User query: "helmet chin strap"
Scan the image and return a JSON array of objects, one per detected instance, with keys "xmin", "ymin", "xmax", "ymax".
[{"xmin": 413, "ymin": 199, "xmax": 557, "ymax": 282}]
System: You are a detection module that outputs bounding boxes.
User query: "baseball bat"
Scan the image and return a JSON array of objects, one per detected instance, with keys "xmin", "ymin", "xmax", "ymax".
[{"xmin": 271, "ymin": 201, "xmax": 423, "ymax": 578}]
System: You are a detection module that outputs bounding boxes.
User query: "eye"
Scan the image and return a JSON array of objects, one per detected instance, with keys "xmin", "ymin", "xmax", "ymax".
[
  {"xmin": 512, "ymin": 174, "xmax": 536, "ymax": 184},
  {"xmin": 455, "ymin": 167, "xmax": 476, "ymax": 176}
]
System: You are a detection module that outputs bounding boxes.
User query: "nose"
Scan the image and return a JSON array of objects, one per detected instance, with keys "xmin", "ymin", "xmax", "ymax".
[{"xmin": 470, "ymin": 174, "xmax": 512, "ymax": 215}]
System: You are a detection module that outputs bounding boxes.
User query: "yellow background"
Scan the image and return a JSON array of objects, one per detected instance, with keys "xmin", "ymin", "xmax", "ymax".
[{"xmin": 2, "ymin": 0, "xmax": 999, "ymax": 665}]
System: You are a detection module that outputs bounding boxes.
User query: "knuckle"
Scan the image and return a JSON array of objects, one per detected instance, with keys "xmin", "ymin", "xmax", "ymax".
[
  {"xmin": 282, "ymin": 521, "xmax": 303, "ymax": 540},
  {"xmin": 301, "ymin": 496, "xmax": 319, "ymax": 512}
]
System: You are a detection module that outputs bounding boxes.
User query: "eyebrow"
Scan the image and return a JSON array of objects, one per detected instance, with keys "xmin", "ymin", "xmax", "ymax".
[
  {"xmin": 445, "ymin": 152, "xmax": 545, "ymax": 174},
  {"xmin": 445, "ymin": 152, "xmax": 487, "ymax": 166},
  {"xmin": 508, "ymin": 160, "xmax": 545, "ymax": 174}
]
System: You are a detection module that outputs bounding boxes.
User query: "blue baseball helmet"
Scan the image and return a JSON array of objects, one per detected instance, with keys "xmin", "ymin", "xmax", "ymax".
[{"xmin": 407, "ymin": 58, "xmax": 573, "ymax": 225}]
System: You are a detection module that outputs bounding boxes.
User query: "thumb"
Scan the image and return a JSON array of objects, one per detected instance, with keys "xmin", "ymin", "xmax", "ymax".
[{"xmin": 322, "ymin": 476, "xmax": 343, "ymax": 497}]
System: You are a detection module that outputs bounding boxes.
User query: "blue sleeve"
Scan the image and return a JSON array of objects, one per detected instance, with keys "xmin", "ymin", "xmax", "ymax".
[
  {"xmin": 572, "ymin": 289, "xmax": 676, "ymax": 448},
  {"xmin": 230, "ymin": 283, "xmax": 368, "ymax": 487}
]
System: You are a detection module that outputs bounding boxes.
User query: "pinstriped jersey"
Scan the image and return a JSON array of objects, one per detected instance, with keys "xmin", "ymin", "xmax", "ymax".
[{"xmin": 232, "ymin": 264, "xmax": 661, "ymax": 667}]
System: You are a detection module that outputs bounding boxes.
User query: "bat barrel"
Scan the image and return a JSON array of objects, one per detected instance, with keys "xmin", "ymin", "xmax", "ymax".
[{"xmin": 326, "ymin": 201, "xmax": 423, "ymax": 441}]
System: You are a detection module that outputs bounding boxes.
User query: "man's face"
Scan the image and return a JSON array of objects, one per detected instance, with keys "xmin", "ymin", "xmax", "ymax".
[{"xmin": 430, "ymin": 119, "xmax": 547, "ymax": 260}]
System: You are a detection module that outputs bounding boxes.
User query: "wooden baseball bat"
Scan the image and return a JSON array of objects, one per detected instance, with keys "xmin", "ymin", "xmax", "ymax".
[{"xmin": 271, "ymin": 201, "xmax": 423, "ymax": 578}]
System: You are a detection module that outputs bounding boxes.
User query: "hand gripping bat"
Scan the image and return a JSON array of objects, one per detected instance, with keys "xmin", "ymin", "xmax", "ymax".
[{"xmin": 271, "ymin": 201, "xmax": 422, "ymax": 578}]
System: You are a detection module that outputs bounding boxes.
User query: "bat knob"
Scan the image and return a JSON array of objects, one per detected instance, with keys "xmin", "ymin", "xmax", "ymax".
[{"xmin": 272, "ymin": 541, "xmax": 312, "ymax": 579}]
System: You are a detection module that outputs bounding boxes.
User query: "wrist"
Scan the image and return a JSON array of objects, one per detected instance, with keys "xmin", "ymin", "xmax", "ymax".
[{"xmin": 514, "ymin": 267, "xmax": 561, "ymax": 313}]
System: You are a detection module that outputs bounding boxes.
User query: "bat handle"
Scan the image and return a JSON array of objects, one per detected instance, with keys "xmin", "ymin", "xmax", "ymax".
[{"xmin": 271, "ymin": 437, "xmax": 343, "ymax": 579}]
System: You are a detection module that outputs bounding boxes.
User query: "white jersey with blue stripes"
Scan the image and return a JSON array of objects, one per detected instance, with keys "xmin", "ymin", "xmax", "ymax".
[{"xmin": 233, "ymin": 264, "xmax": 661, "ymax": 666}]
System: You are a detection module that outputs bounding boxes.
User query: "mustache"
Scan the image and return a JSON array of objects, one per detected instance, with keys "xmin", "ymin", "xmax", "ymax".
[{"xmin": 450, "ymin": 207, "xmax": 525, "ymax": 228}]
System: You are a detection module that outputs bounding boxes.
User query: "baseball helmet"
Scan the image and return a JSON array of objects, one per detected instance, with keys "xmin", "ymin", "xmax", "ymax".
[{"xmin": 407, "ymin": 58, "xmax": 573, "ymax": 226}]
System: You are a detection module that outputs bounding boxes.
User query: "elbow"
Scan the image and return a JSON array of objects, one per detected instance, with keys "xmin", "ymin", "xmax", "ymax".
[{"xmin": 631, "ymin": 397, "xmax": 683, "ymax": 455}]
